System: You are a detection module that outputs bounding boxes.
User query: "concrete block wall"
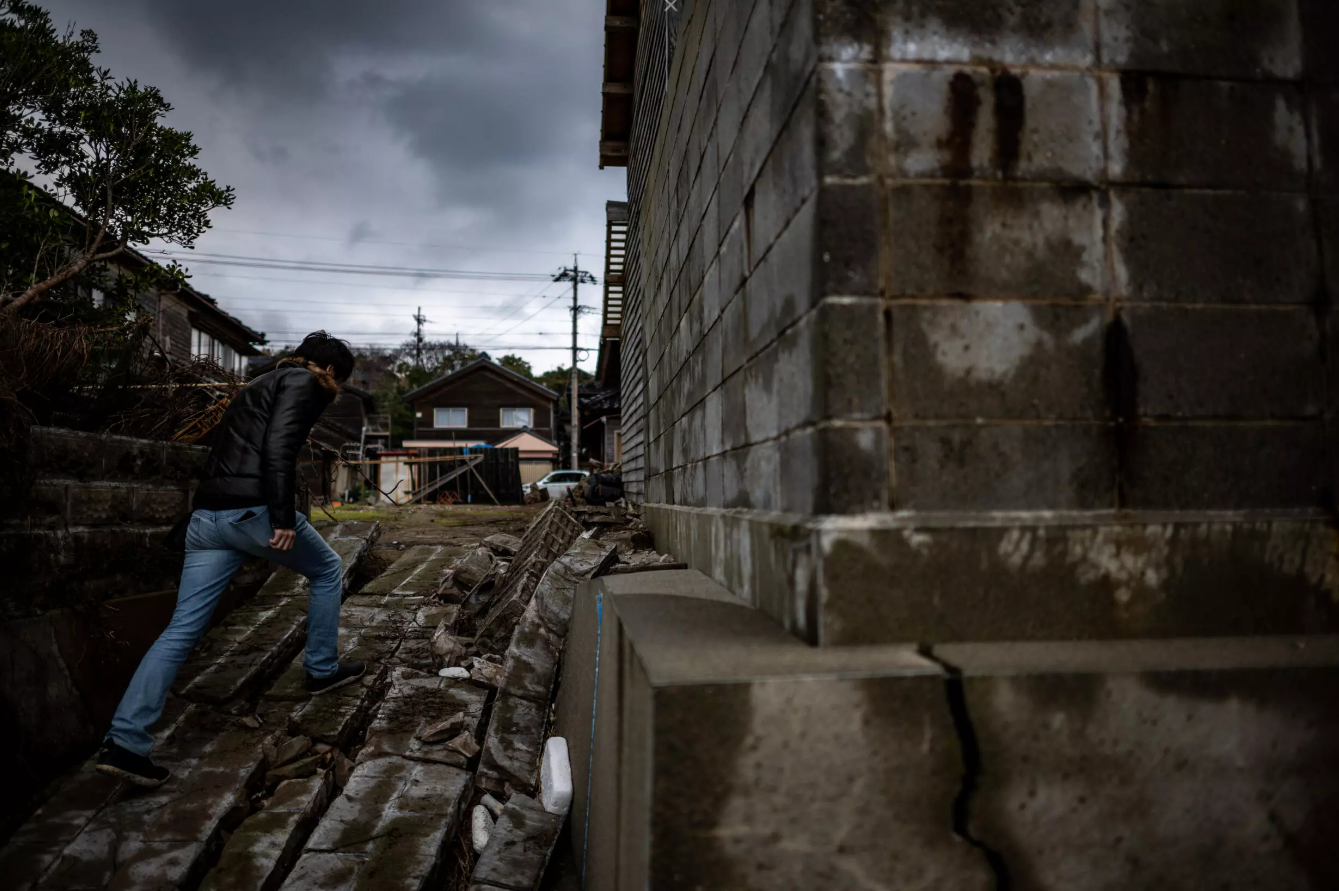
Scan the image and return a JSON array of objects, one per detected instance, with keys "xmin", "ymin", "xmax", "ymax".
[{"xmin": 636, "ymin": 0, "xmax": 1337, "ymax": 515}]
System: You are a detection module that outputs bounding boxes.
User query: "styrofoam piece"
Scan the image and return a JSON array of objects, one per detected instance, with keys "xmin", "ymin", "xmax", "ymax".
[
  {"xmin": 438, "ymin": 666, "xmax": 470, "ymax": 679},
  {"xmin": 539, "ymin": 736, "xmax": 572, "ymax": 815},
  {"xmin": 480, "ymin": 792, "xmax": 504, "ymax": 818},
  {"xmin": 471, "ymin": 804, "xmax": 495, "ymax": 853}
]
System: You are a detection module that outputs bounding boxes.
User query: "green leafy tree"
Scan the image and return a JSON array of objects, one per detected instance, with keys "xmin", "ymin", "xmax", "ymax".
[
  {"xmin": 0, "ymin": 0, "xmax": 234, "ymax": 315},
  {"xmin": 536, "ymin": 364, "xmax": 593, "ymax": 394},
  {"xmin": 498, "ymin": 353, "xmax": 533, "ymax": 379}
]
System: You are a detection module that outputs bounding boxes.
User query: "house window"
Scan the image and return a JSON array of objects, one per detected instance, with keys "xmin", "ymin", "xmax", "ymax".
[
  {"xmin": 434, "ymin": 407, "xmax": 468, "ymax": 428},
  {"xmin": 501, "ymin": 407, "xmax": 533, "ymax": 428}
]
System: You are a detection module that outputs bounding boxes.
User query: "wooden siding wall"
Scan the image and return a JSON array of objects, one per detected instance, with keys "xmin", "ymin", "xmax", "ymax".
[
  {"xmin": 411, "ymin": 369, "xmax": 556, "ymax": 444},
  {"xmin": 620, "ymin": 0, "xmax": 686, "ymax": 500}
]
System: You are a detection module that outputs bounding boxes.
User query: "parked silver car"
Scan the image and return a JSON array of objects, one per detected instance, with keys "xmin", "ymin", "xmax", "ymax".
[{"xmin": 532, "ymin": 470, "xmax": 588, "ymax": 500}]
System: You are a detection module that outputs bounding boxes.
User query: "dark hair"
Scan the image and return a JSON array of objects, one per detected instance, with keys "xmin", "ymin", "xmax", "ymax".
[{"xmin": 293, "ymin": 331, "xmax": 356, "ymax": 382}]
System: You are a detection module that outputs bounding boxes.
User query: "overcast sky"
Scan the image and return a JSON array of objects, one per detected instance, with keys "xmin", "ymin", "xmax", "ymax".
[{"xmin": 41, "ymin": 0, "xmax": 625, "ymax": 373}]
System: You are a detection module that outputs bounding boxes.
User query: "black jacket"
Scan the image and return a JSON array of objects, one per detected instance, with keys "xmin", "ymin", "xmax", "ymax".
[{"xmin": 192, "ymin": 364, "xmax": 337, "ymax": 529}]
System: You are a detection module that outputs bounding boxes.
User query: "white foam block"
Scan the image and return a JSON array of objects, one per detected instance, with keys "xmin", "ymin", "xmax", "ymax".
[
  {"xmin": 471, "ymin": 804, "xmax": 495, "ymax": 853},
  {"xmin": 539, "ymin": 736, "xmax": 572, "ymax": 815},
  {"xmin": 438, "ymin": 666, "xmax": 470, "ymax": 679}
]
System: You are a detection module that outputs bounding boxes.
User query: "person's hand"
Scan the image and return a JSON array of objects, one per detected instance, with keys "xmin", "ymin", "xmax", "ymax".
[{"xmin": 269, "ymin": 528, "xmax": 296, "ymax": 551}]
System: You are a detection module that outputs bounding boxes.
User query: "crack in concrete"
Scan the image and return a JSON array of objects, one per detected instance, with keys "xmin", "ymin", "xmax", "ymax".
[{"xmin": 917, "ymin": 645, "xmax": 1013, "ymax": 891}]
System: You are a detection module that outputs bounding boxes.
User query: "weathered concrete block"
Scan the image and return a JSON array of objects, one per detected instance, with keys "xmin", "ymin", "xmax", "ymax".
[
  {"xmin": 1112, "ymin": 189, "xmax": 1318, "ymax": 304},
  {"xmin": 1302, "ymin": 0, "xmax": 1339, "ymax": 82},
  {"xmin": 1105, "ymin": 74, "xmax": 1308, "ymax": 189},
  {"xmin": 646, "ymin": 506, "xmax": 1339, "ymax": 647},
  {"xmin": 882, "ymin": 0, "xmax": 1097, "ymax": 67},
  {"xmin": 1123, "ymin": 422, "xmax": 1327, "ymax": 509},
  {"xmin": 65, "ymin": 482, "xmax": 136, "ymax": 526},
  {"xmin": 501, "ymin": 608, "xmax": 563, "ymax": 704},
  {"xmin": 816, "ymin": 181, "xmax": 879, "ymax": 297},
  {"xmin": 939, "ymin": 637, "xmax": 1339, "ymax": 891},
  {"xmin": 199, "ymin": 774, "xmax": 330, "ymax": 891},
  {"xmin": 890, "ymin": 302, "xmax": 1106, "ymax": 420},
  {"xmin": 886, "ymin": 183, "xmax": 1105, "ymax": 298},
  {"xmin": 779, "ymin": 422, "xmax": 890, "ymax": 515},
  {"xmin": 892, "ymin": 423, "xmax": 1114, "ymax": 510},
  {"xmin": 470, "ymin": 794, "xmax": 564, "ymax": 891},
  {"xmin": 884, "ymin": 66, "xmax": 1103, "ymax": 181},
  {"xmin": 358, "ymin": 670, "xmax": 487, "ymax": 767},
  {"xmin": 817, "ymin": 63, "xmax": 878, "ymax": 176},
  {"xmin": 290, "ymin": 757, "xmax": 470, "ymax": 890},
  {"xmin": 1125, "ymin": 306, "xmax": 1323, "ymax": 418},
  {"xmin": 750, "ymin": 79, "xmax": 818, "ymax": 272},
  {"xmin": 1098, "ymin": 0, "xmax": 1302, "ymax": 78},
  {"xmin": 553, "ymin": 574, "xmax": 988, "ymax": 891},
  {"xmin": 1312, "ymin": 87, "xmax": 1339, "ymax": 191},
  {"xmin": 477, "ymin": 694, "xmax": 547, "ymax": 795}
]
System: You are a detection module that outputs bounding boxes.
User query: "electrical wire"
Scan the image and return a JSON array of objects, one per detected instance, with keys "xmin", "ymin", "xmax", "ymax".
[{"xmin": 145, "ymin": 250, "xmax": 563, "ymax": 282}]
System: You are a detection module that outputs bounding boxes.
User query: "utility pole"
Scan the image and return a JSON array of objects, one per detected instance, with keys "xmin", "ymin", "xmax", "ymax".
[
  {"xmin": 413, "ymin": 307, "xmax": 427, "ymax": 367},
  {"xmin": 554, "ymin": 256, "xmax": 597, "ymax": 471}
]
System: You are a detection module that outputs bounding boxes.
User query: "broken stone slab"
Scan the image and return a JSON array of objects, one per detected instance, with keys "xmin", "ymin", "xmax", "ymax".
[
  {"xmin": 357, "ymin": 545, "xmax": 442, "ymax": 597},
  {"xmin": 288, "ymin": 667, "xmax": 384, "ymax": 747},
  {"xmin": 390, "ymin": 637, "xmax": 437, "ymax": 670},
  {"xmin": 432, "ymin": 621, "xmax": 466, "ymax": 665},
  {"xmin": 454, "ymin": 546, "xmax": 496, "ymax": 591},
  {"xmin": 525, "ymin": 538, "xmax": 618, "ymax": 641},
  {"xmin": 358, "ymin": 670, "xmax": 488, "ymax": 768},
  {"xmin": 500, "ymin": 607, "xmax": 562, "ymax": 703},
  {"xmin": 480, "ymin": 793, "xmax": 504, "ymax": 818},
  {"xmin": 470, "ymin": 657, "xmax": 507, "ymax": 688},
  {"xmin": 470, "ymin": 794, "xmax": 565, "ymax": 891},
  {"xmin": 273, "ymin": 735, "xmax": 313, "ymax": 768},
  {"xmin": 415, "ymin": 714, "xmax": 467, "ymax": 743},
  {"xmin": 409, "ymin": 603, "xmax": 458, "ymax": 638},
  {"xmin": 265, "ymin": 754, "xmax": 325, "ymax": 785},
  {"xmin": 484, "ymin": 533, "xmax": 523, "ymax": 556},
  {"xmin": 286, "ymin": 757, "xmax": 471, "ymax": 890},
  {"xmin": 477, "ymin": 694, "xmax": 547, "ymax": 795},
  {"xmin": 199, "ymin": 774, "xmax": 331, "ymax": 891},
  {"xmin": 446, "ymin": 731, "xmax": 480, "ymax": 759}
]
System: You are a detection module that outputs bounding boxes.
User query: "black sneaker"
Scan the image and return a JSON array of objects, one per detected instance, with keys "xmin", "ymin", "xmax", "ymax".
[
  {"xmin": 306, "ymin": 661, "xmax": 366, "ymax": 696},
  {"xmin": 96, "ymin": 740, "xmax": 170, "ymax": 788}
]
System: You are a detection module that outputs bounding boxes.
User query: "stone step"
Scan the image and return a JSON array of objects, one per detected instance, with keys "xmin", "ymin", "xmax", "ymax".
[
  {"xmin": 469, "ymin": 793, "xmax": 564, "ymax": 891},
  {"xmin": 198, "ymin": 774, "xmax": 332, "ymax": 891},
  {"xmin": 175, "ymin": 523, "xmax": 380, "ymax": 703},
  {"xmin": 358, "ymin": 544, "xmax": 466, "ymax": 600},
  {"xmin": 280, "ymin": 757, "xmax": 471, "ymax": 890}
]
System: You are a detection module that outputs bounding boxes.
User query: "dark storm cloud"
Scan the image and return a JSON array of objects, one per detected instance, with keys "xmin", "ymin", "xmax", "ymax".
[{"xmin": 34, "ymin": 0, "xmax": 621, "ymax": 366}]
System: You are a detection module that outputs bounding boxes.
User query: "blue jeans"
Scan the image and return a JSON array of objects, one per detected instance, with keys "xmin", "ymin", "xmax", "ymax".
[{"xmin": 107, "ymin": 506, "xmax": 344, "ymax": 756}]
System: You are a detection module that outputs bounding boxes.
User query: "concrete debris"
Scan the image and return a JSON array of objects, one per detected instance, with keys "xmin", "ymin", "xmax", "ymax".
[
  {"xmin": 439, "ymin": 666, "xmax": 471, "ymax": 679},
  {"xmin": 332, "ymin": 751, "xmax": 354, "ymax": 788},
  {"xmin": 539, "ymin": 737, "xmax": 572, "ymax": 816},
  {"xmin": 484, "ymin": 533, "xmax": 523, "ymax": 556},
  {"xmin": 477, "ymin": 694, "xmax": 546, "ymax": 794},
  {"xmin": 480, "ymin": 792, "xmax": 505, "ymax": 818},
  {"xmin": 446, "ymin": 731, "xmax": 481, "ymax": 759},
  {"xmin": 272, "ymin": 735, "xmax": 313, "ymax": 768},
  {"xmin": 431, "ymin": 620, "xmax": 465, "ymax": 666},
  {"xmin": 240, "ymin": 714, "xmax": 262, "ymax": 729},
  {"xmin": 470, "ymin": 793, "xmax": 565, "ymax": 890},
  {"xmin": 264, "ymin": 753, "xmax": 324, "ymax": 785},
  {"xmin": 470, "ymin": 657, "xmax": 506, "ymax": 687},
  {"xmin": 471, "ymin": 805, "xmax": 496, "ymax": 853},
  {"xmin": 454, "ymin": 547, "xmax": 496, "ymax": 591},
  {"xmin": 416, "ymin": 714, "xmax": 468, "ymax": 743}
]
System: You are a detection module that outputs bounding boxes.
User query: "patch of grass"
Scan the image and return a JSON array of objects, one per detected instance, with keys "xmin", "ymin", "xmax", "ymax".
[{"xmin": 321, "ymin": 506, "xmax": 395, "ymax": 521}]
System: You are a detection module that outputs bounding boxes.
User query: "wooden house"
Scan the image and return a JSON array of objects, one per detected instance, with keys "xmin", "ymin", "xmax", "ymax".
[{"xmin": 404, "ymin": 358, "xmax": 562, "ymax": 480}]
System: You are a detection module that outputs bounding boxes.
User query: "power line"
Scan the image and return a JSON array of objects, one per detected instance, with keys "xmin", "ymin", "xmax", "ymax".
[
  {"xmin": 210, "ymin": 227, "xmax": 603, "ymax": 258},
  {"xmin": 147, "ymin": 250, "xmax": 560, "ymax": 282},
  {"xmin": 187, "ymin": 272, "xmax": 561, "ymax": 298}
]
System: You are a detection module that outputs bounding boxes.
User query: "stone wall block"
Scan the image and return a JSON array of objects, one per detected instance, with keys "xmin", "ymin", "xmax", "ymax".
[
  {"xmin": 1098, "ymin": 0, "xmax": 1303, "ymax": 79},
  {"xmin": 1312, "ymin": 88, "xmax": 1339, "ymax": 192},
  {"xmin": 817, "ymin": 181, "xmax": 880, "ymax": 296},
  {"xmin": 66, "ymin": 483, "xmax": 136, "ymax": 526},
  {"xmin": 1105, "ymin": 74, "xmax": 1308, "ymax": 189},
  {"xmin": 890, "ymin": 302, "xmax": 1107, "ymax": 420},
  {"xmin": 886, "ymin": 183, "xmax": 1105, "ymax": 298},
  {"xmin": 818, "ymin": 63, "xmax": 879, "ymax": 176},
  {"xmin": 751, "ymin": 80, "xmax": 818, "ymax": 271},
  {"xmin": 892, "ymin": 423, "xmax": 1115, "ymax": 510},
  {"xmin": 1112, "ymin": 189, "xmax": 1318, "ymax": 304},
  {"xmin": 815, "ymin": 0, "xmax": 879, "ymax": 62},
  {"xmin": 884, "ymin": 66, "xmax": 1103, "ymax": 182},
  {"xmin": 1123, "ymin": 422, "xmax": 1326, "ymax": 509},
  {"xmin": 1301, "ymin": 0, "xmax": 1339, "ymax": 82},
  {"xmin": 882, "ymin": 0, "xmax": 1098, "ymax": 67},
  {"xmin": 1126, "ymin": 306, "xmax": 1322, "ymax": 419},
  {"xmin": 780, "ymin": 423, "xmax": 890, "ymax": 515}
]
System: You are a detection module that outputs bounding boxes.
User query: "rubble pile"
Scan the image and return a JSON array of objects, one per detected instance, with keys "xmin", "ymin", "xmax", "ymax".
[{"xmin": 0, "ymin": 499, "xmax": 681, "ymax": 891}]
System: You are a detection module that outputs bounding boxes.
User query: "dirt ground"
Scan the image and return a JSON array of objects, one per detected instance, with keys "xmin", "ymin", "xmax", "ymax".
[{"xmin": 315, "ymin": 502, "xmax": 544, "ymax": 564}]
